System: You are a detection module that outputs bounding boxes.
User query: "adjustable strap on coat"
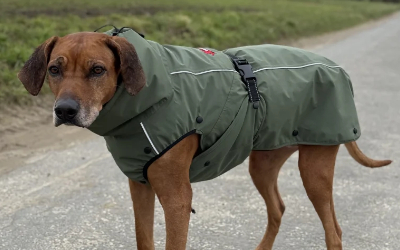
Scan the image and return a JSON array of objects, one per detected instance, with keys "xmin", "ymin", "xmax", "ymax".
[
  {"xmin": 94, "ymin": 25, "xmax": 145, "ymax": 38},
  {"xmin": 228, "ymin": 55, "xmax": 260, "ymax": 109}
]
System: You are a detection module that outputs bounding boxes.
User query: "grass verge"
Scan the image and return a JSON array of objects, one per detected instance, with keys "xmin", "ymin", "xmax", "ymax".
[{"xmin": 0, "ymin": 0, "xmax": 399, "ymax": 104}]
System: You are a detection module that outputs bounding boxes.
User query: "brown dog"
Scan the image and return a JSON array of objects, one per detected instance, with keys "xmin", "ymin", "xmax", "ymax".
[{"xmin": 18, "ymin": 32, "xmax": 391, "ymax": 250}]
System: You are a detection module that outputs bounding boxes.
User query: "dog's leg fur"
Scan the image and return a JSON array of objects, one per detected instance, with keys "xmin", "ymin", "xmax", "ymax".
[
  {"xmin": 129, "ymin": 179, "xmax": 155, "ymax": 250},
  {"xmin": 298, "ymin": 145, "xmax": 342, "ymax": 250},
  {"xmin": 147, "ymin": 134, "xmax": 199, "ymax": 250},
  {"xmin": 249, "ymin": 147, "xmax": 298, "ymax": 250}
]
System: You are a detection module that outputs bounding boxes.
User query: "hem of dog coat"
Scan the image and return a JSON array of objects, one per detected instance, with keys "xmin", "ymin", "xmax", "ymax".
[
  {"xmin": 252, "ymin": 133, "xmax": 361, "ymax": 151},
  {"xmin": 142, "ymin": 129, "xmax": 197, "ymax": 181}
]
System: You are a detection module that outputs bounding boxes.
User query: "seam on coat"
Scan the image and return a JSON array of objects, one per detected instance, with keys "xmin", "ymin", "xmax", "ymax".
[
  {"xmin": 208, "ymin": 73, "xmax": 237, "ymax": 137},
  {"xmin": 253, "ymin": 63, "xmax": 343, "ymax": 73},
  {"xmin": 170, "ymin": 69, "xmax": 238, "ymax": 75},
  {"xmin": 142, "ymin": 130, "xmax": 197, "ymax": 181},
  {"xmin": 253, "ymin": 95, "xmax": 267, "ymax": 139},
  {"xmin": 140, "ymin": 122, "xmax": 160, "ymax": 155}
]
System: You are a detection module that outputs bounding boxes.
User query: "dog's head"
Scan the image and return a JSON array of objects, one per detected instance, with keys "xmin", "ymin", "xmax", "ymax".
[{"xmin": 18, "ymin": 32, "xmax": 146, "ymax": 128}]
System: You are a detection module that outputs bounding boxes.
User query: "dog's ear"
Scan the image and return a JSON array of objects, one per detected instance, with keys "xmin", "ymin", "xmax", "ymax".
[
  {"xmin": 17, "ymin": 36, "xmax": 58, "ymax": 96},
  {"xmin": 105, "ymin": 36, "xmax": 146, "ymax": 96}
]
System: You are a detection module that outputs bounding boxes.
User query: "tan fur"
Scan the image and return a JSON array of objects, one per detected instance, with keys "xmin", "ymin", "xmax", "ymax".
[
  {"xmin": 18, "ymin": 32, "xmax": 392, "ymax": 250},
  {"xmin": 345, "ymin": 141, "xmax": 392, "ymax": 168}
]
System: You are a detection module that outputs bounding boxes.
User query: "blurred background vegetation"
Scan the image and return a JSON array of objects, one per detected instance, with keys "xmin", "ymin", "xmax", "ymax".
[{"xmin": 0, "ymin": 0, "xmax": 399, "ymax": 104}]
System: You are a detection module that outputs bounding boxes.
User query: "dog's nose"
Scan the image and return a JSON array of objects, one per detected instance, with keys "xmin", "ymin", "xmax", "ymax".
[{"xmin": 54, "ymin": 99, "xmax": 79, "ymax": 121}]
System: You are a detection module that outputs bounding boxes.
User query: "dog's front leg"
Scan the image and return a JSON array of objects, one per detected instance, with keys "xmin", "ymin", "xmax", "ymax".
[
  {"xmin": 147, "ymin": 134, "xmax": 199, "ymax": 250},
  {"xmin": 129, "ymin": 179, "xmax": 155, "ymax": 250}
]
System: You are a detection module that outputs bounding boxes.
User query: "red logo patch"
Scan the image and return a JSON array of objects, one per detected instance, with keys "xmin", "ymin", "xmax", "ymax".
[{"xmin": 199, "ymin": 48, "xmax": 215, "ymax": 56}]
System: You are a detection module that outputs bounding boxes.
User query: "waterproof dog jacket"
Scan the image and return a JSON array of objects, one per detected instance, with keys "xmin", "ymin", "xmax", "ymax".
[{"xmin": 87, "ymin": 28, "xmax": 360, "ymax": 184}]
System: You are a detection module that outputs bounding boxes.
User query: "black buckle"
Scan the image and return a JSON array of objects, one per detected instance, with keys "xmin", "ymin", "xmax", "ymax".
[{"xmin": 230, "ymin": 57, "xmax": 260, "ymax": 109}]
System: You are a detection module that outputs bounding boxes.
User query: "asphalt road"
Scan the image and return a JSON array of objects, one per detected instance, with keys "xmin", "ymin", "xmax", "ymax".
[{"xmin": 1, "ymin": 14, "xmax": 400, "ymax": 250}]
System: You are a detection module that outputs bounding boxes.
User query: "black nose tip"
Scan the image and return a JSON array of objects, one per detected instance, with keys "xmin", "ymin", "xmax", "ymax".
[{"xmin": 54, "ymin": 99, "xmax": 79, "ymax": 121}]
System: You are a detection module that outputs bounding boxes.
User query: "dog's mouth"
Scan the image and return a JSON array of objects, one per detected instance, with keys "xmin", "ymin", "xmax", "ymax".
[
  {"xmin": 54, "ymin": 116, "xmax": 85, "ymax": 128},
  {"xmin": 53, "ymin": 106, "xmax": 99, "ymax": 129}
]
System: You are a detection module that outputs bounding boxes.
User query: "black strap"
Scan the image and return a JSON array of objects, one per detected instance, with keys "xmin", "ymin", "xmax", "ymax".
[
  {"xmin": 229, "ymin": 55, "xmax": 260, "ymax": 109},
  {"xmin": 93, "ymin": 24, "xmax": 118, "ymax": 33},
  {"xmin": 93, "ymin": 25, "xmax": 145, "ymax": 38}
]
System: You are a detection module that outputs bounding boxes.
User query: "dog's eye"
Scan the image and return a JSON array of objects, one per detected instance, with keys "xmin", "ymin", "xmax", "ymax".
[
  {"xmin": 48, "ymin": 66, "xmax": 60, "ymax": 75},
  {"xmin": 92, "ymin": 66, "xmax": 105, "ymax": 75}
]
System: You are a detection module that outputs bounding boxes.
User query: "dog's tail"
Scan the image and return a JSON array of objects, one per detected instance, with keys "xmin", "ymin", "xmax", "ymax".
[{"xmin": 344, "ymin": 141, "xmax": 392, "ymax": 168}]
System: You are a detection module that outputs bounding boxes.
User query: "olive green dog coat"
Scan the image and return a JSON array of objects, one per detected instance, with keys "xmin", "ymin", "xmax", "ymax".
[{"xmin": 88, "ymin": 28, "xmax": 360, "ymax": 184}]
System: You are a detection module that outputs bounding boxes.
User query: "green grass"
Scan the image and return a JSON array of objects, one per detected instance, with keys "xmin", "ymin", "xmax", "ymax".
[{"xmin": 0, "ymin": 0, "xmax": 399, "ymax": 104}]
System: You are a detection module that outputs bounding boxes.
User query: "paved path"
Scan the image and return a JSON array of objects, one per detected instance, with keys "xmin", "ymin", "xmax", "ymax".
[{"xmin": 1, "ymin": 13, "xmax": 400, "ymax": 250}]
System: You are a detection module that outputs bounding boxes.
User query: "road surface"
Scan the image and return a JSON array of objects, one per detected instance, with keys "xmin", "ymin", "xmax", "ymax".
[{"xmin": 1, "ymin": 13, "xmax": 400, "ymax": 250}]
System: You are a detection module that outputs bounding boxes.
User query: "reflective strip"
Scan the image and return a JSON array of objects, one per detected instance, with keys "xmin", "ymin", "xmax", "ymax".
[
  {"xmin": 253, "ymin": 63, "xmax": 343, "ymax": 73},
  {"xmin": 170, "ymin": 69, "xmax": 238, "ymax": 75},
  {"xmin": 140, "ymin": 122, "xmax": 159, "ymax": 155},
  {"xmin": 170, "ymin": 63, "xmax": 342, "ymax": 76}
]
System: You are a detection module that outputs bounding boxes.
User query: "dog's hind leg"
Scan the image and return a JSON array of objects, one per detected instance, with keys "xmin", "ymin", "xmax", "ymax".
[
  {"xmin": 249, "ymin": 146, "xmax": 298, "ymax": 250},
  {"xmin": 129, "ymin": 179, "xmax": 156, "ymax": 250},
  {"xmin": 298, "ymin": 145, "xmax": 342, "ymax": 250}
]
